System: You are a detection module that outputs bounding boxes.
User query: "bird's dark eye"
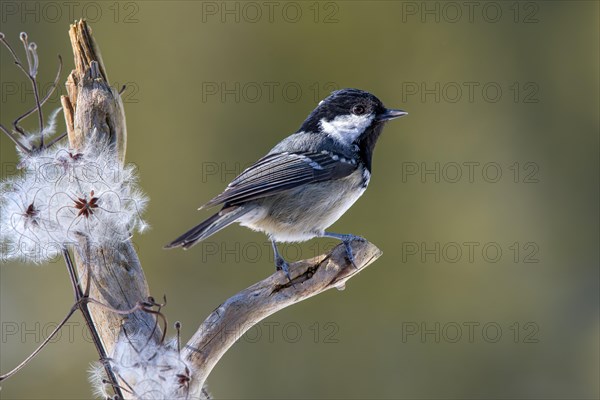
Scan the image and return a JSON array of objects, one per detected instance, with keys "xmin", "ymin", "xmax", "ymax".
[{"xmin": 352, "ymin": 105, "xmax": 366, "ymax": 115}]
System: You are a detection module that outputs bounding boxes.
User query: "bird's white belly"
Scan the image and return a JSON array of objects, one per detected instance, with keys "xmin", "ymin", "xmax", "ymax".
[{"xmin": 238, "ymin": 168, "xmax": 369, "ymax": 242}]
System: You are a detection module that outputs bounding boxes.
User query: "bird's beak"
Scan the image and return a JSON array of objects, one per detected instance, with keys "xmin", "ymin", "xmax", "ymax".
[{"xmin": 376, "ymin": 108, "xmax": 408, "ymax": 121}]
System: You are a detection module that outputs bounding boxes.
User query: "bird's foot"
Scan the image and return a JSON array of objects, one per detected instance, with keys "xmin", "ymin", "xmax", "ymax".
[
  {"xmin": 271, "ymin": 239, "xmax": 294, "ymax": 284},
  {"xmin": 323, "ymin": 232, "xmax": 366, "ymax": 269},
  {"xmin": 275, "ymin": 257, "xmax": 293, "ymax": 282}
]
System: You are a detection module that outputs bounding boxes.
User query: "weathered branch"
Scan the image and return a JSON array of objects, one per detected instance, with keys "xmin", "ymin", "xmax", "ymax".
[
  {"xmin": 183, "ymin": 240, "xmax": 382, "ymax": 389},
  {"xmin": 63, "ymin": 20, "xmax": 127, "ymax": 163},
  {"xmin": 61, "ymin": 20, "xmax": 158, "ymax": 357}
]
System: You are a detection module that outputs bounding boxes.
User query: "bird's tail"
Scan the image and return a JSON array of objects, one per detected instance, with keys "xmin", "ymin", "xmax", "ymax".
[{"xmin": 164, "ymin": 206, "xmax": 249, "ymax": 249}]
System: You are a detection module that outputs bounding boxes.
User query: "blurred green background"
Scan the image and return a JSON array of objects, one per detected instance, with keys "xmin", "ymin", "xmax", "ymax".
[{"xmin": 1, "ymin": 1, "xmax": 598, "ymax": 399}]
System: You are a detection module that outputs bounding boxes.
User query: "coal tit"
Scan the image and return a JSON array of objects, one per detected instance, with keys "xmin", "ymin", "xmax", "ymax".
[{"xmin": 166, "ymin": 88, "xmax": 407, "ymax": 278}]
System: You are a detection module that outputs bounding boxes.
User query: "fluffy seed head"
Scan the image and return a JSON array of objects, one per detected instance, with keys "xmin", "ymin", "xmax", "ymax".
[{"xmin": 1, "ymin": 135, "xmax": 149, "ymax": 263}]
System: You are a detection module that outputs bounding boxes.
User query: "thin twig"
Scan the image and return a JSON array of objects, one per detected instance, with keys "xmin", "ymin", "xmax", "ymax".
[
  {"xmin": 0, "ymin": 33, "xmax": 20, "ymax": 63},
  {"xmin": 62, "ymin": 248, "xmax": 124, "ymax": 400},
  {"xmin": 63, "ymin": 247, "xmax": 82, "ymax": 301},
  {"xmin": 0, "ymin": 35, "xmax": 63, "ymax": 152},
  {"xmin": 45, "ymin": 131, "xmax": 68, "ymax": 148},
  {"xmin": 86, "ymin": 296, "xmax": 169, "ymax": 345},
  {"xmin": 13, "ymin": 55, "xmax": 63, "ymax": 135},
  {"xmin": 0, "ymin": 305, "xmax": 78, "ymax": 382},
  {"xmin": 0, "ymin": 122, "xmax": 31, "ymax": 153},
  {"xmin": 18, "ymin": 33, "xmax": 44, "ymax": 147}
]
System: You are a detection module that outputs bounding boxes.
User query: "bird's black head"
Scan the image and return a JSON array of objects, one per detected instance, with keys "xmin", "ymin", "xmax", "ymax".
[{"xmin": 298, "ymin": 88, "xmax": 406, "ymax": 170}]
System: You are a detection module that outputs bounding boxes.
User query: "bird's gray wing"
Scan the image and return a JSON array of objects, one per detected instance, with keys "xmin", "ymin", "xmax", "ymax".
[{"xmin": 201, "ymin": 151, "xmax": 357, "ymax": 208}]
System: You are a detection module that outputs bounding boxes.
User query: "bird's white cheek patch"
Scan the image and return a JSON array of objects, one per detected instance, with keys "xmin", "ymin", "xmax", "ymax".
[{"xmin": 320, "ymin": 114, "xmax": 374, "ymax": 144}]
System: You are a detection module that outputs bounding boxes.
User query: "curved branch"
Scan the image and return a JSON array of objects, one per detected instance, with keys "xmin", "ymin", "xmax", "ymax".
[{"xmin": 183, "ymin": 240, "xmax": 382, "ymax": 389}]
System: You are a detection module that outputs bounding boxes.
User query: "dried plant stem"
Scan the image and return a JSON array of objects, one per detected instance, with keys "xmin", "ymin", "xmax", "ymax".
[
  {"xmin": 62, "ymin": 248, "xmax": 124, "ymax": 399},
  {"xmin": 0, "ymin": 306, "xmax": 78, "ymax": 382}
]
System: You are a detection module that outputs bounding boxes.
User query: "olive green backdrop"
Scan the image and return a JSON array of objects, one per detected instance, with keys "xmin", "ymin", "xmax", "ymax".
[{"xmin": 1, "ymin": 1, "xmax": 598, "ymax": 399}]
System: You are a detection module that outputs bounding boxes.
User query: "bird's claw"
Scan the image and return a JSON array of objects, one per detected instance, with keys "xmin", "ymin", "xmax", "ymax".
[
  {"xmin": 275, "ymin": 257, "xmax": 293, "ymax": 283},
  {"xmin": 340, "ymin": 235, "xmax": 366, "ymax": 270}
]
